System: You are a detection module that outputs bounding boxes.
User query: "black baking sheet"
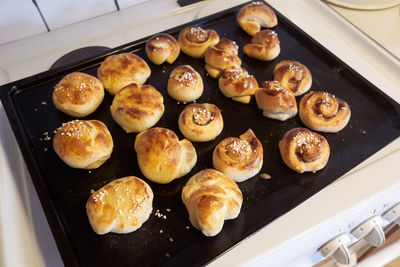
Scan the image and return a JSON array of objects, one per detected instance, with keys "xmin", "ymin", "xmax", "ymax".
[{"xmin": 1, "ymin": 1, "xmax": 400, "ymax": 267}]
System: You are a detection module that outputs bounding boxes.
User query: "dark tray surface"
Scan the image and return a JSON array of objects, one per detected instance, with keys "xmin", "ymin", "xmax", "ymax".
[{"xmin": 1, "ymin": 2, "xmax": 400, "ymax": 267}]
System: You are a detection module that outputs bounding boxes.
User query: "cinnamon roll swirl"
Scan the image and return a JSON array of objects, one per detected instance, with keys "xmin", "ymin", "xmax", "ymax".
[
  {"xmin": 167, "ymin": 65, "xmax": 203, "ymax": 102},
  {"xmin": 213, "ymin": 129, "xmax": 263, "ymax": 182},
  {"xmin": 255, "ymin": 81, "xmax": 297, "ymax": 121},
  {"xmin": 178, "ymin": 25, "xmax": 220, "ymax": 58},
  {"xmin": 237, "ymin": 2, "xmax": 278, "ymax": 36},
  {"xmin": 299, "ymin": 91, "xmax": 351, "ymax": 133},
  {"xmin": 273, "ymin": 60, "xmax": 312, "ymax": 96},
  {"xmin": 218, "ymin": 67, "xmax": 258, "ymax": 104},
  {"xmin": 278, "ymin": 127, "xmax": 330, "ymax": 173},
  {"xmin": 178, "ymin": 103, "xmax": 223, "ymax": 142},
  {"xmin": 243, "ymin": 29, "xmax": 280, "ymax": 61},
  {"xmin": 205, "ymin": 38, "xmax": 241, "ymax": 78},
  {"xmin": 145, "ymin": 33, "xmax": 180, "ymax": 65}
]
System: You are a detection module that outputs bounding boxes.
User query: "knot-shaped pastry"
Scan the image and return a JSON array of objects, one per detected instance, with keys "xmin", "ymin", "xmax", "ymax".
[
  {"xmin": 145, "ymin": 33, "xmax": 180, "ymax": 65},
  {"xmin": 243, "ymin": 29, "xmax": 280, "ymax": 61},
  {"xmin": 86, "ymin": 176, "xmax": 153, "ymax": 234},
  {"xmin": 178, "ymin": 25, "xmax": 220, "ymax": 58},
  {"xmin": 53, "ymin": 72, "xmax": 104, "ymax": 118},
  {"xmin": 53, "ymin": 120, "xmax": 113, "ymax": 169},
  {"xmin": 255, "ymin": 81, "xmax": 297, "ymax": 121},
  {"xmin": 97, "ymin": 53, "xmax": 151, "ymax": 95},
  {"xmin": 278, "ymin": 127, "xmax": 330, "ymax": 173},
  {"xmin": 205, "ymin": 38, "xmax": 241, "ymax": 78},
  {"xmin": 299, "ymin": 91, "xmax": 351, "ymax": 133},
  {"xmin": 134, "ymin": 127, "xmax": 197, "ymax": 184},
  {"xmin": 237, "ymin": 2, "xmax": 278, "ymax": 36},
  {"xmin": 110, "ymin": 83, "xmax": 164, "ymax": 133},
  {"xmin": 181, "ymin": 169, "xmax": 242, "ymax": 237},
  {"xmin": 218, "ymin": 67, "xmax": 258, "ymax": 104},
  {"xmin": 213, "ymin": 129, "xmax": 263, "ymax": 182},
  {"xmin": 167, "ymin": 65, "xmax": 203, "ymax": 102},
  {"xmin": 178, "ymin": 103, "xmax": 223, "ymax": 142},
  {"xmin": 273, "ymin": 60, "xmax": 312, "ymax": 96}
]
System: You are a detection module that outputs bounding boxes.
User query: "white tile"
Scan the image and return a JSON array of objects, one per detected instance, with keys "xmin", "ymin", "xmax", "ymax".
[
  {"xmin": 117, "ymin": 0, "xmax": 150, "ymax": 9},
  {"xmin": 36, "ymin": 0, "xmax": 117, "ymax": 30},
  {"xmin": 0, "ymin": 0, "xmax": 47, "ymax": 45}
]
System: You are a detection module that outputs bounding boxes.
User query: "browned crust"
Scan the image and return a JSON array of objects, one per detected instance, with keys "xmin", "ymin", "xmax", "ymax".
[
  {"xmin": 243, "ymin": 30, "xmax": 280, "ymax": 61},
  {"xmin": 299, "ymin": 91, "xmax": 351, "ymax": 132},
  {"xmin": 273, "ymin": 60, "xmax": 312, "ymax": 96},
  {"xmin": 218, "ymin": 67, "xmax": 258, "ymax": 97},
  {"xmin": 145, "ymin": 33, "xmax": 180, "ymax": 64},
  {"xmin": 255, "ymin": 81, "xmax": 297, "ymax": 111},
  {"xmin": 237, "ymin": 2, "xmax": 278, "ymax": 36},
  {"xmin": 178, "ymin": 26, "xmax": 220, "ymax": 58}
]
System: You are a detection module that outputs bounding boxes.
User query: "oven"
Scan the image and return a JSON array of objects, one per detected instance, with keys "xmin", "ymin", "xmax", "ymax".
[{"xmin": 1, "ymin": 0, "xmax": 399, "ymax": 266}]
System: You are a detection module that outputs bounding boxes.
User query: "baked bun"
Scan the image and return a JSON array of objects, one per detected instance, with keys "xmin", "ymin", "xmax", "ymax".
[
  {"xmin": 97, "ymin": 53, "xmax": 151, "ymax": 95},
  {"xmin": 299, "ymin": 91, "xmax": 351, "ymax": 133},
  {"xmin": 278, "ymin": 127, "xmax": 330, "ymax": 173},
  {"xmin": 218, "ymin": 67, "xmax": 258, "ymax": 104},
  {"xmin": 255, "ymin": 81, "xmax": 297, "ymax": 121},
  {"xmin": 204, "ymin": 38, "xmax": 241, "ymax": 78},
  {"xmin": 181, "ymin": 169, "xmax": 242, "ymax": 237},
  {"xmin": 178, "ymin": 103, "xmax": 223, "ymax": 142},
  {"xmin": 213, "ymin": 129, "xmax": 263, "ymax": 182},
  {"xmin": 53, "ymin": 120, "xmax": 113, "ymax": 169},
  {"xmin": 145, "ymin": 33, "xmax": 180, "ymax": 65},
  {"xmin": 237, "ymin": 2, "xmax": 278, "ymax": 36},
  {"xmin": 273, "ymin": 60, "xmax": 312, "ymax": 96},
  {"xmin": 243, "ymin": 30, "xmax": 280, "ymax": 61},
  {"xmin": 52, "ymin": 72, "xmax": 104, "ymax": 118},
  {"xmin": 86, "ymin": 176, "xmax": 153, "ymax": 234},
  {"xmin": 134, "ymin": 127, "xmax": 197, "ymax": 184},
  {"xmin": 178, "ymin": 26, "xmax": 220, "ymax": 58},
  {"xmin": 167, "ymin": 65, "xmax": 203, "ymax": 102},
  {"xmin": 110, "ymin": 83, "xmax": 164, "ymax": 133}
]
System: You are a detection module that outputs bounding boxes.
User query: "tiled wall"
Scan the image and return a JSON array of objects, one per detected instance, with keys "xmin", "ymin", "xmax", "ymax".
[{"xmin": 0, "ymin": 0, "xmax": 149, "ymax": 45}]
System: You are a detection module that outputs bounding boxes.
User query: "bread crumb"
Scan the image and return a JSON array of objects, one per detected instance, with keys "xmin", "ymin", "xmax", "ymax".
[
  {"xmin": 34, "ymin": 108, "xmax": 38, "ymax": 111},
  {"xmin": 160, "ymin": 229, "xmax": 163, "ymax": 234},
  {"xmin": 166, "ymin": 208, "xmax": 171, "ymax": 212},
  {"xmin": 165, "ymin": 253, "xmax": 170, "ymax": 258},
  {"xmin": 169, "ymin": 237, "xmax": 174, "ymax": 242},
  {"xmin": 260, "ymin": 173, "xmax": 271, "ymax": 180},
  {"xmin": 43, "ymin": 148, "xmax": 48, "ymax": 152},
  {"xmin": 185, "ymin": 226, "xmax": 190, "ymax": 229},
  {"xmin": 41, "ymin": 101, "xmax": 47, "ymax": 105}
]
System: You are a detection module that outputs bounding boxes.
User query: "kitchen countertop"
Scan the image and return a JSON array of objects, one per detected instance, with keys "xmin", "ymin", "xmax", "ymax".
[{"xmin": 0, "ymin": 1, "xmax": 399, "ymax": 266}]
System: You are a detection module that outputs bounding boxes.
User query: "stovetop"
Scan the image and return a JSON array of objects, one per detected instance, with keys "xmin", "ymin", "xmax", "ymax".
[{"xmin": 0, "ymin": 1, "xmax": 399, "ymax": 266}]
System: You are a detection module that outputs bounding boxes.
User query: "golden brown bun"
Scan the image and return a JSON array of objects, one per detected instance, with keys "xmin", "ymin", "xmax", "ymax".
[
  {"xmin": 243, "ymin": 30, "xmax": 280, "ymax": 61},
  {"xmin": 110, "ymin": 83, "xmax": 164, "ymax": 133},
  {"xmin": 204, "ymin": 38, "xmax": 241, "ymax": 78},
  {"xmin": 178, "ymin": 103, "xmax": 223, "ymax": 142},
  {"xmin": 145, "ymin": 33, "xmax": 180, "ymax": 65},
  {"xmin": 178, "ymin": 26, "xmax": 220, "ymax": 58},
  {"xmin": 299, "ymin": 91, "xmax": 351, "ymax": 133},
  {"xmin": 278, "ymin": 127, "xmax": 330, "ymax": 173},
  {"xmin": 86, "ymin": 176, "xmax": 153, "ymax": 234},
  {"xmin": 181, "ymin": 169, "xmax": 242, "ymax": 237},
  {"xmin": 218, "ymin": 67, "xmax": 258, "ymax": 104},
  {"xmin": 97, "ymin": 53, "xmax": 151, "ymax": 95},
  {"xmin": 53, "ymin": 120, "xmax": 113, "ymax": 169},
  {"xmin": 255, "ymin": 81, "xmax": 297, "ymax": 121},
  {"xmin": 273, "ymin": 60, "xmax": 312, "ymax": 96},
  {"xmin": 134, "ymin": 127, "xmax": 197, "ymax": 184},
  {"xmin": 52, "ymin": 72, "xmax": 104, "ymax": 118},
  {"xmin": 213, "ymin": 129, "xmax": 263, "ymax": 182},
  {"xmin": 237, "ymin": 2, "xmax": 278, "ymax": 36},
  {"xmin": 167, "ymin": 65, "xmax": 203, "ymax": 102}
]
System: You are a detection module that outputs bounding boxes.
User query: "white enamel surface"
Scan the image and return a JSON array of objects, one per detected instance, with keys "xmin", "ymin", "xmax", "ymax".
[
  {"xmin": 117, "ymin": 0, "xmax": 150, "ymax": 9},
  {"xmin": 0, "ymin": 0, "xmax": 47, "ymax": 45},
  {"xmin": 0, "ymin": 0, "xmax": 400, "ymax": 266},
  {"xmin": 325, "ymin": 0, "xmax": 400, "ymax": 10},
  {"xmin": 35, "ymin": 0, "xmax": 117, "ymax": 30}
]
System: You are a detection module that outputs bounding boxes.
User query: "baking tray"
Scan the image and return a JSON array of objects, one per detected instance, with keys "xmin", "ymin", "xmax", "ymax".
[{"xmin": 1, "ymin": 1, "xmax": 400, "ymax": 266}]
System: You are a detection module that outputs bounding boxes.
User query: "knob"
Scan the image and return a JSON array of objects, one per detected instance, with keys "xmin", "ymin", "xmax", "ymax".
[
  {"xmin": 318, "ymin": 233, "xmax": 351, "ymax": 265},
  {"xmin": 351, "ymin": 216, "xmax": 385, "ymax": 247},
  {"xmin": 383, "ymin": 202, "xmax": 400, "ymax": 226}
]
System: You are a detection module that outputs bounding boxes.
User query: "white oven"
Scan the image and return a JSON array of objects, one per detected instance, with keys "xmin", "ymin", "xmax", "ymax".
[{"xmin": 1, "ymin": 0, "xmax": 399, "ymax": 266}]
